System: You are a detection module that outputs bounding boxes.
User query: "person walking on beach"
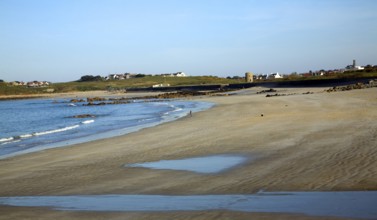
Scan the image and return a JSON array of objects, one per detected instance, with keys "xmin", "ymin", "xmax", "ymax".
[{"xmin": 189, "ymin": 110, "xmax": 192, "ymax": 117}]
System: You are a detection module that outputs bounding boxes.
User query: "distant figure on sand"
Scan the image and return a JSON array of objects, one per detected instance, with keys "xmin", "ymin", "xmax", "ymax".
[{"xmin": 189, "ymin": 110, "xmax": 192, "ymax": 117}]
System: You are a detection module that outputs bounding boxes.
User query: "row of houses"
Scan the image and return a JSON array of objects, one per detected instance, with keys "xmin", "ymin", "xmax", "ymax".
[
  {"xmin": 254, "ymin": 72, "xmax": 284, "ymax": 80},
  {"xmin": 8, "ymin": 81, "xmax": 50, "ymax": 87},
  {"xmin": 105, "ymin": 73, "xmax": 133, "ymax": 80}
]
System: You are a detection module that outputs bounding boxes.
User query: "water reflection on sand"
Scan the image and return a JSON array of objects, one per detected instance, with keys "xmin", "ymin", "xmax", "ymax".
[
  {"xmin": 125, "ymin": 154, "xmax": 249, "ymax": 174},
  {"xmin": 0, "ymin": 191, "xmax": 376, "ymax": 219},
  {"xmin": 2, "ymin": 155, "xmax": 376, "ymax": 218}
]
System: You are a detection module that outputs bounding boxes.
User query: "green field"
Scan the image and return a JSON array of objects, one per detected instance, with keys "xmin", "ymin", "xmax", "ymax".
[
  {"xmin": 52, "ymin": 76, "xmax": 243, "ymax": 92},
  {"xmin": 0, "ymin": 76, "xmax": 242, "ymax": 95},
  {"xmin": 0, "ymin": 83, "xmax": 47, "ymax": 96}
]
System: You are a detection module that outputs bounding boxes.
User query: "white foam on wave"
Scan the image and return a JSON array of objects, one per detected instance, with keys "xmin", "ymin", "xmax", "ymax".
[
  {"xmin": 1, "ymin": 140, "xmax": 21, "ymax": 146},
  {"xmin": 138, "ymin": 118, "xmax": 154, "ymax": 122},
  {"xmin": 20, "ymin": 134, "xmax": 33, "ymax": 138},
  {"xmin": 81, "ymin": 120, "xmax": 94, "ymax": 124},
  {"xmin": 172, "ymin": 107, "xmax": 183, "ymax": 113},
  {"xmin": 1, "ymin": 124, "xmax": 81, "ymax": 146},
  {"xmin": 34, "ymin": 125, "xmax": 80, "ymax": 136},
  {"xmin": 0, "ymin": 137, "xmax": 14, "ymax": 143},
  {"xmin": 163, "ymin": 104, "xmax": 183, "ymax": 115},
  {"xmin": 1, "ymin": 134, "xmax": 33, "ymax": 144}
]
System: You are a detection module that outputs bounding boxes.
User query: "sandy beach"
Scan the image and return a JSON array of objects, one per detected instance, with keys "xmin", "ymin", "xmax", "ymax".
[{"xmin": 0, "ymin": 86, "xmax": 376, "ymax": 220}]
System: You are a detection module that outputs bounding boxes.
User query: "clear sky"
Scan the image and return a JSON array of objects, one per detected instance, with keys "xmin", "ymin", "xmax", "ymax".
[{"xmin": 1, "ymin": 0, "xmax": 376, "ymax": 82}]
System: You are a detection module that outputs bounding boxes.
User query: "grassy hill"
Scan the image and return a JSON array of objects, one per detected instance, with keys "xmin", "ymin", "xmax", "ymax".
[
  {"xmin": 52, "ymin": 76, "xmax": 242, "ymax": 93},
  {"xmin": 0, "ymin": 82, "xmax": 47, "ymax": 96},
  {"xmin": 0, "ymin": 76, "xmax": 242, "ymax": 95},
  {"xmin": 1, "ymin": 71, "xmax": 377, "ymax": 96}
]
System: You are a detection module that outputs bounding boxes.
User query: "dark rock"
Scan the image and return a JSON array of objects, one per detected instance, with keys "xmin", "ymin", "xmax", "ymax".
[
  {"xmin": 266, "ymin": 94, "xmax": 279, "ymax": 97},
  {"xmin": 70, "ymin": 99, "xmax": 85, "ymax": 103},
  {"xmin": 325, "ymin": 81, "xmax": 374, "ymax": 92},
  {"xmin": 85, "ymin": 102, "xmax": 107, "ymax": 106},
  {"xmin": 87, "ymin": 97, "xmax": 107, "ymax": 102},
  {"xmin": 70, "ymin": 114, "xmax": 96, "ymax": 118},
  {"xmin": 257, "ymin": 88, "xmax": 277, "ymax": 94}
]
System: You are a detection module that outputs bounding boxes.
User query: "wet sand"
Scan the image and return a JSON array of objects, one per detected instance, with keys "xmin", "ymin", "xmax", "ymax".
[
  {"xmin": 0, "ymin": 86, "xmax": 376, "ymax": 219},
  {"xmin": 1, "ymin": 192, "xmax": 376, "ymax": 219}
]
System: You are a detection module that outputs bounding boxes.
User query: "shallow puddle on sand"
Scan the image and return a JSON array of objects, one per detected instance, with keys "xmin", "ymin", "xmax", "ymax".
[
  {"xmin": 0, "ymin": 191, "xmax": 376, "ymax": 219},
  {"xmin": 125, "ymin": 154, "xmax": 248, "ymax": 174}
]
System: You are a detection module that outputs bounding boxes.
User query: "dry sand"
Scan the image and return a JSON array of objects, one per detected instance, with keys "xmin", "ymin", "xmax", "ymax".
[{"xmin": 0, "ymin": 86, "xmax": 376, "ymax": 220}]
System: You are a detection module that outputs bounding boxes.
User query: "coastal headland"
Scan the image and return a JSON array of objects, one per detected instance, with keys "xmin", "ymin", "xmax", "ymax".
[{"xmin": 0, "ymin": 84, "xmax": 376, "ymax": 219}]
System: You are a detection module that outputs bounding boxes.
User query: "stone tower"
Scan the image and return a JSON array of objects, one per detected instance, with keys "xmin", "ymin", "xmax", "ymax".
[{"xmin": 245, "ymin": 72, "xmax": 253, "ymax": 83}]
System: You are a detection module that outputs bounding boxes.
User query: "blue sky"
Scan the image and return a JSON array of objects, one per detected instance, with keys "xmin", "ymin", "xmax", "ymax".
[{"xmin": 1, "ymin": 0, "xmax": 376, "ymax": 82}]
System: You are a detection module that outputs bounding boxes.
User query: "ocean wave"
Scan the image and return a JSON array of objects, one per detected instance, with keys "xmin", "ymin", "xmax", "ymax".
[
  {"xmin": 33, "ymin": 125, "xmax": 80, "ymax": 136},
  {"xmin": 82, "ymin": 120, "xmax": 94, "ymax": 124},
  {"xmin": 0, "ymin": 124, "xmax": 81, "ymax": 146},
  {"xmin": 1, "ymin": 139, "xmax": 21, "ymax": 146},
  {"xmin": 172, "ymin": 107, "xmax": 183, "ymax": 112},
  {"xmin": 0, "ymin": 137, "xmax": 14, "ymax": 143},
  {"xmin": 20, "ymin": 134, "xmax": 33, "ymax": 138},
  {"xmin": 138, "ymin": 118, "xmax": 155, "ymax": 122},
  {"xmin": 0, "ymin": 134, "xmax": 32, "ymax": 144},
  {"xmin": 163, "ymin": 106, "xmax": 183, "ymax": 115}
]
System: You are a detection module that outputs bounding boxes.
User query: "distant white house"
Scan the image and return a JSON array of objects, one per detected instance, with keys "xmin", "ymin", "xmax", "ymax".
[
  {"xmin": 9, "ymin": 81, "xmax": 26, "ymax": 86},
  {"xmin": 268, "ymin": 72, "xmax": 283, "ymax": 79},
  {"xmin": 26, "ymin": 81, "xmax": 50, "ymax": 87},
  {"xmin": 105, "ymin": 73, "xmax": 134, "ymax": 80},
  {"xmin": 345, "ymin": 65, "xmax": 364, "ymax": 71},
  {"xmin": 162, "ymin": 72, "xmax": 187, "ymax": 77},
  {"xmin": 174, "ymin": 72, "xmax": 186, "ymax": 77},
  {"xmin": 345, "ymin": 60, "xmax": 364, "ymax": 71}
]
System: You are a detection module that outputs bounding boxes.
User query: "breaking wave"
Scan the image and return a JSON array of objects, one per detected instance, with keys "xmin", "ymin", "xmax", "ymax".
[
  {"xmin": 81, "ymin": 120, "xmax": 95, "ymax": 124},
  {"xmin": 33, "ymin": 125, "xmax": 80, "ymax": 136},
  {"xmin": 0, "ymin": 124, "xmax": 81, "ymax": 145}
]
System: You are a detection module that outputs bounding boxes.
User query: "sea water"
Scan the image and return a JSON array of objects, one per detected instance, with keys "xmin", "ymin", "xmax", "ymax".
[{"xmin": 0, "ymin": 98, "xmax": 213, "ymax": 159}]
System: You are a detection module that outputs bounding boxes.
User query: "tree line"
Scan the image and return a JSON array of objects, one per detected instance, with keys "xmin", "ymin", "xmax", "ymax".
[{"xmin": 78, "ymin": 74, "xmax": 147, "ymax": 82}]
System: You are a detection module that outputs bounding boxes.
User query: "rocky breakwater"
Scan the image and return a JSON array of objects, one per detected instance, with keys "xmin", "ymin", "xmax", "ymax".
[
  {"xmin": 257, "ymin": 88, "xmax": 314, "ymax": 97},
  {"xmin": 325, "ymin": 80, "xmax": 377, "ymax": 92},
  {"xmin": 68, "ymin": 91, "xmax": 214, "ymax": 107},
  {"xmin": 69, "ymin": 98, "xmax": 85, "ymax": 103},
  {"xmin": 154, "ymin": 91, "xmax": 211, "ymax": 99},
  {"xmin": 257, "ymin": 88, "xmax": 277, "ymax": 94}
]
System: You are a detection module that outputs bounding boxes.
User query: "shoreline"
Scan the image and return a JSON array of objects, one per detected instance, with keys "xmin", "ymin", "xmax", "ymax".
[
  {"xmin": 0, "ymin": 86, "xmax": 376, "ymax": 219},
  {"xmin": 0, "ymin": 99, "xmax": 214, "ymax": 160},
  {"xmin": 0, "ymin": 90, "xmax": 164, "ymax": 101}
]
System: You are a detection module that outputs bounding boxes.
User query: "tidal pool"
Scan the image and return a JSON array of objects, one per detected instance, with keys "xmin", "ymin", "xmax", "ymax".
[
  {"xmin": 125, "ymin": 154, "xmax": 248, "ymax": 174},
  {"xmin": 0, "ymin": 191, "xmax": 376, "ymax": 219}
]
